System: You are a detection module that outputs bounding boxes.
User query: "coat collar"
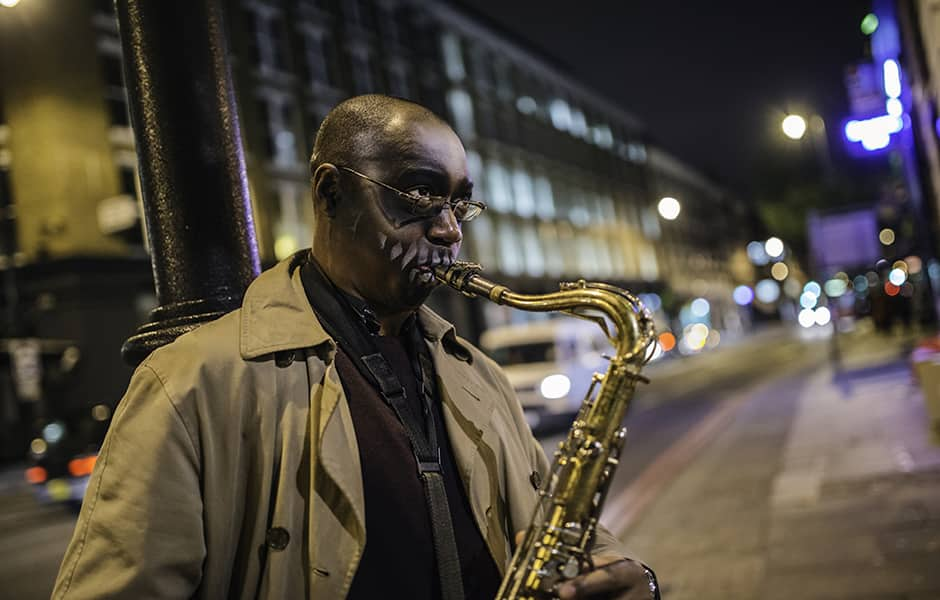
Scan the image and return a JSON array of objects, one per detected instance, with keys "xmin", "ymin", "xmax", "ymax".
[{"xmin": 239, "ymin": 251, "xmax": 470, "ymax": 360}]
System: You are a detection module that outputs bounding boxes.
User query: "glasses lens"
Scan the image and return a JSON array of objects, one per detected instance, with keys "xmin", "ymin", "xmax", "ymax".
[{"xmin": 453, "ymin": 202, "xmax": 483, "ymax": 222}]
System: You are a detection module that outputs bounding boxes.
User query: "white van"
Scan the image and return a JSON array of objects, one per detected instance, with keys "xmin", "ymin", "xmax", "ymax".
[{"xmin": 480, "ymin": 318, "xmax": 612, "ymax": 428}]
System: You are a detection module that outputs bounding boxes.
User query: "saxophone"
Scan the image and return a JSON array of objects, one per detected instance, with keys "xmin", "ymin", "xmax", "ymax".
[{"xmin": 434, "ymin": 261, "xmax": 656, "ymax": 600}]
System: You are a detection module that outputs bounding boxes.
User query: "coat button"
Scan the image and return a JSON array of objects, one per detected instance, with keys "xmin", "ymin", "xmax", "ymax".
[
  {"xmin": 529, "ymin": 471, "xmax": 542, "ymax": 490},
  {"xmin": 275, "ymin": 351, "xmax": 295, "ymax": 367},
  {"xmin": 265, "ymin": 527, "xmax": 290, "ymax": 550}
]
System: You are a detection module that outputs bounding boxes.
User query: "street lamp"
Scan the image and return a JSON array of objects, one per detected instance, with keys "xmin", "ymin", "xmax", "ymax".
[
  {"xmin": 781, "ymin": 112, "xmax": 835, "ymax": 181},
  {"xmin": 657, "ymin": 196, "xmax": 680, "ymax": 220},
  {"xmin": 782, "ymin": 115, "xmax": 807, "ymax": 140}
]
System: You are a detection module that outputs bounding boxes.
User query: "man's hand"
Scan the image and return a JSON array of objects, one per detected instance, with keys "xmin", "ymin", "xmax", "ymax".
[{"xmin": 556, "ymin": 555, "xmax": 657, "ymax": 600}]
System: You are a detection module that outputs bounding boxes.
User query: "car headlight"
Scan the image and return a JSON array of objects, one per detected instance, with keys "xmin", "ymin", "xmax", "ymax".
[{"xmin": 540, "ymin": 374, "xmax": 571, "ymax": 399}]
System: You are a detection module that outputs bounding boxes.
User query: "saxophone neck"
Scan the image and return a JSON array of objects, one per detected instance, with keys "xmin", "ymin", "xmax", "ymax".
[{"xmin": 434, "ymin": 261, "xmax": 656, "ymax": 364}]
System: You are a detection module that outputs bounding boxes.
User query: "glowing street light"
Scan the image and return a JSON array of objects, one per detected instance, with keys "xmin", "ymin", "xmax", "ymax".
[
  {"xmin": 782, "ymin": 115, "xmax": 807, "ymax": 140},
  {"xmin": 764, "ymin": 236, "xmax": 785, "ymax": 259},
  {"xmin": 657, "ymin": 196, "xmax": 681, "ymax": 220}
]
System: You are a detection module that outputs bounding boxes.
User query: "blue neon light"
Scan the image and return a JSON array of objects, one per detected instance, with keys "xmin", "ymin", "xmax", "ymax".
[
  {"xmin": 883, "ymin": 59, "xmax": 901, "ymax": 98},
  {"xmin": 844, "ymin": 115, "xmax": 903, "ymax": 150}
]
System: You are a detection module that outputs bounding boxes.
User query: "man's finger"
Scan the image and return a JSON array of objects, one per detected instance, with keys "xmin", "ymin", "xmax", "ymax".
[{"xmin": 557, "ymin": 558, "xmax": 639, "ymax": 600}]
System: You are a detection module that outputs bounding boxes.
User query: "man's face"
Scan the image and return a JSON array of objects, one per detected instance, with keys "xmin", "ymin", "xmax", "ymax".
[{"xmin": 329, "ymin": 118, "xmax": 471, "ymax": 315}]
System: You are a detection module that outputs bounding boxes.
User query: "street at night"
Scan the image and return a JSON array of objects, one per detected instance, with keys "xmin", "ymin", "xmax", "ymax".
[
  {"xmin": 4, "ymin": 323, "xmax": 938, "ymax": 598},
  {"xmin": 4, "ymin": 0, "xmax": 940, "ymax": 598}
]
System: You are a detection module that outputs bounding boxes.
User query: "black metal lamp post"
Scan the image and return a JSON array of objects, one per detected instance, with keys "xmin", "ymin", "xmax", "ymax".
[{"xmin": 115, "ymin": 0, "xmax": 260, "ymax": 365}]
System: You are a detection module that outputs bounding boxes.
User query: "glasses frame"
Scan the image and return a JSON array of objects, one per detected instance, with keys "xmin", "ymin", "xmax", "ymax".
[{"xmin": 336, "ymin": 165, "xmax": 486, "ymax": 222}]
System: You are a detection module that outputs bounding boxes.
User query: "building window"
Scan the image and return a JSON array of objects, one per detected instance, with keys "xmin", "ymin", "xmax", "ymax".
[
  {"xmin": 533, "ymin": 173, "xmax": 555, "ymax": 219},
  {"xmin": 484, "ymin": 159, "xmax": 512, "ymax": 213},
  {"xmin": 118, "ymin": 165, "xmax": 138, "ymax": 197},
  {"xmin": 539, "ymin": 222, "xmax": 564, "ymax": 276},
  {"xmin": 569, "ymin": 107, "xmax": 588, "ymax": 139},
  {"xmin": 521, "ymin": 222, "xmax": 544, "ymax": 276},
  {"xmin": 0, "ymin": 165, "xmax": 12, "ymax": 210},
  {"xmin": 466, "ymin": 150, "xmax": 483, "ymax": 185},
  {"xmin": 348, "ymin": 47, "xmax": 375, "ymax": 94},
  {"xmin": 342, "ymin": 0, "xmax": 374, "ymax": 31},
  {"xmin": 377, "ymin": 2, "xmax": 401, "ymax": 46},
  {"xmin": 440, "ymin": 32, "xmax": 466, "ymax": 82},
  {"xmin": 245, "ymin": 7, "xmax": 288, "ymax": 73},
  {"xmin": 257, "ymin": 94, "xmax": 298, "ymax": 167},
  {"xmin": 497, "ymin": 217, "xmax": 523, "ymax": 275},
  {"xmin": 106, "ymin": 96, "xmax": 130, "ymax": 127},
  {"xmin": 302, "ymin": 29, "xmax": 334, "ymax": 85},
  {"xmin": 273, "ymin": 180, "xmax": 313, "ymax": 260},
  {"xmin": 493, "ymin": 59, "xmax": 514, "ymax": 102},
  {"xmin": 445, "ymin": 88, "xmax": 475, "ymax": 140},
  {"xmin": 467, "ymin": 212, "xmax": 497, "ymax": 267},
  {"xmin": 576, "ymin": 232, "xmax": 598, "ymax": 277},
  {"xmin": 510, "ymin": 166, "xmax": 535, "ymax": 218},
  {"xmin": 98, "ymin": 49, "xmax": 129, "ymax": 127},
  {"xmin": 387, "ymin": 64, "xmax": 411, "ymax": 98},
  {"xmin": 548, "ymin": 98, "xmax": 572, "ymax": 132},
  {"xmin": 468, "ymin": 43, "xmax": 492, "ymax": 88}
]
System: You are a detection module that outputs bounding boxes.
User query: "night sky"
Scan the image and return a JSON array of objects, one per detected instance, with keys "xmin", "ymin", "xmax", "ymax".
[{"xmin": 463, "ymin": 1, "xmax": 875, "ymax": 191}]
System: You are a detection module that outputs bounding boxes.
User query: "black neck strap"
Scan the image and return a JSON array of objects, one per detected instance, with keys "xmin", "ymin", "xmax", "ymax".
[{"xmin": 299, "ymin": 255, "xmax": 465, "ymax": 600}]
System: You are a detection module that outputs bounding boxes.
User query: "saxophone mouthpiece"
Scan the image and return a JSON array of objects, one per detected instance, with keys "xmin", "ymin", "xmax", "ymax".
[{"xmin": 433, "ymin": 261, "xmax": 483, "ymax": 292}]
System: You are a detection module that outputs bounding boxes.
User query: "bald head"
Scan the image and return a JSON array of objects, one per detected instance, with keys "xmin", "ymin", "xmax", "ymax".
[{"xmin": 309, "ymin": 94, "xmax": 455, "ymax": 173}]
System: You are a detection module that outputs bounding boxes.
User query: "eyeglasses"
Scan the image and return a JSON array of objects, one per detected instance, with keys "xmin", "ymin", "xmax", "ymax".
[{"xmin": 337, "ymin": 165, "xmax": 486, "ymax": 222}]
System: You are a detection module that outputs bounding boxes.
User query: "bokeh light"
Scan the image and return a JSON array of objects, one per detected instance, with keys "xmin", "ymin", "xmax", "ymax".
[
  {"xmin": 905, "ymin": 255, "xmax": 923, "ymax": 274},
  {"xmin": 683, "ymin": 323, "xmax": 710, "ymax": 351},
  {"xmin": 861, "ymin": 13, "xmax": 879, "ymax": 35},
  {"xmin": 639, "ymin": 293, "xmax": 662, "ymax": 312},
  {"xmin": 781, "ymin": 115, "xmax": 807, "ymax": 140},
  {"xmin": 764, "ymin": 237, "xmax": 785, "ymax": 258},
  {"xmin": 901, "ymin": 282, "xmax": 915, "ymax": 297},
  {"xmin": 885, "ymin": 282, "xmax": 900, "ymax": 296},
  {"xmin": 853, "ymin": 275, "xmax": 869, "ymax": 293},
  {"xmin": 658, "ymin": 197, "xmax": 681, "ymax": 220},
  {"xmin": 755, "ymin": 279, "xmax": 781, "ymax": 304},
  {"xmin": 0, "ymin": 0, "xmax": 22, "ymax": 8},
  {"xmin": 733, "ymin": 285, "xmax": 754, "ymax": 306},
  {"xmin": 798, "ymin": 309, "xmax": 816, "ymax": 328},
  {"xmin": 706, "ymin": 329, "xmax": 721, "ymax": 349},
  {"xmin": 800, "ymin": 291, "xmax": 818, "ymax": 309},
  {"xmin": 771, "ymin": 262, "xmax": 789, "ymax": 281},
  {"xmin": 879, "ymin": 228, "xmax": 896, "ymax": 245},
  {"xmin": 814, "ymin": 306, "xmax": 831, "ymax": 326},
  {"xmin": 42, "ymin": 422, "xmax": 65, "ymax": 444},
  {"xmin": 30, "ymin": 438, "xmax": 47, "ymax": 456},
  {"xmin": 783, "ymin": 278, "xmax": 802, "ymax": 298},
  {"xmin": 658, "ymin": 331, "xmax": 676, "ymax": 352},
  {"xmin": 824, "ymin": 279, "xmax": 847, "ymax": 297},
  {"xmin": 747, "ymin": 241, "xmax": 770, "ymax": 265},
  {"xmin": 888, "ymin": 268, "xmax": 907, "ymax": 286},
  {"xmin": 690, "ymin": 297, "xmax": 710, "ymax": 317},
  {"xmin": 803, "ymin": 281, "xmax": 822, "ymax": 297}
]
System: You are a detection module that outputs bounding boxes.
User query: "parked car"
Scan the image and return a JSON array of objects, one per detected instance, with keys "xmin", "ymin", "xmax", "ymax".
[{"xmin": 480, "ymin": 318, "xmax": 612, "ymax": 430}]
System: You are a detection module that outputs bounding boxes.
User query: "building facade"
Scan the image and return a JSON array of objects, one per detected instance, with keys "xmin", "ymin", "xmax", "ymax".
[{"xmin": 0, "ymin": 0, "xmax": 755, "ymax": 460}]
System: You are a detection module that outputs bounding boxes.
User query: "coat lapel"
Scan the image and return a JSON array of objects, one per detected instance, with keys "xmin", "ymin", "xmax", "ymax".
[
  {"xmin": 308, "ymin": 358, "xmax": 366, "ymax": 588},
  {"xmin": 431, "ymin": 342, "xmax": 510, "ymax": 570}
]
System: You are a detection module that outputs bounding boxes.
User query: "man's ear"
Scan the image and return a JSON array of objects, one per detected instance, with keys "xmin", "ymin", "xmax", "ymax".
[{"xmin": 311, "ymin": 163, "xmax": 341, "ymax": 218}]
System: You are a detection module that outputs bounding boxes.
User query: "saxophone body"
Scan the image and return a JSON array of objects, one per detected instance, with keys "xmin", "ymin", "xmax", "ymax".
[{"xmin": 434, "ymin": 262, "xmax": 656, "ymax": 600}]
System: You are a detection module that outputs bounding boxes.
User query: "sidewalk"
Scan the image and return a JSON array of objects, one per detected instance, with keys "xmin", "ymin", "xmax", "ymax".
[{"xmin": 617, "ymin": 330, "xmax": 940, "ymax": 599}]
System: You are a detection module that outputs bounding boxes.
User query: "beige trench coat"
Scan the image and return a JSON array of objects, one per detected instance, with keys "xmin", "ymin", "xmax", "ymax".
[{"xmin": 52, "ymin": 254, "xmax": 628, "ymax": 599}]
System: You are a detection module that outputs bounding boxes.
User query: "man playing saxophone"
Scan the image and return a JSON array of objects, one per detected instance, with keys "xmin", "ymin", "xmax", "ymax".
[{"xmin": 53, "ymin": 94, "xmax": 658, "ymax": 599}]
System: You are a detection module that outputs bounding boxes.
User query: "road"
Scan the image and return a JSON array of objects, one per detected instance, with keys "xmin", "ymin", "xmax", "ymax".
[{"xmin": 0, "ymin": 325, "xmax": 836, "ymax": 599}]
